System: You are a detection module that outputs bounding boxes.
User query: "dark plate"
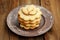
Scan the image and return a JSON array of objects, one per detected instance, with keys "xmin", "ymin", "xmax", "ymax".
[{"xmin": 7, "ymin": 6, "xmax": 54, "ymax": 37}]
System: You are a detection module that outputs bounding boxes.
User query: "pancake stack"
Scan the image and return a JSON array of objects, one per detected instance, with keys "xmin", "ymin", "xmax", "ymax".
[{"xmin": 18, "ymin": 5, "xmax": 42, "ymax": 29}]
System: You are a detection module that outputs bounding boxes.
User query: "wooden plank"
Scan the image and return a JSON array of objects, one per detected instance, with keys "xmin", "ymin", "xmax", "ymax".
[
  {"xmin": 7, "ymin": 0, "xmax": 19, "ymax": 40},
  {"xmin": 41, "ymin": 0, "xmax": 60, "ymax": 40},
  {"xmin": 49, "ymin": 0, "xmax": 60, "ymax": 40},
  {"xmin": 41, "ymin": 0, "xmax": 51, "ymax": 11},
  {"xmin": 19, "ymin": 0, "xmax": 40, "ymax": 5},
  {"xmin": 0, "ymin": 0, "xmax": 19, "ymax": 40},
  {"xmin": 0, "ymin": 13, "xmax": 9, "ymax": 40},
  {"xmin": 18, "ymin": 35, "xmax": 44, "ymax": 40},
  {"xmin": 0, "ymin": 0, "xmax": 10, "ymax": 40}
]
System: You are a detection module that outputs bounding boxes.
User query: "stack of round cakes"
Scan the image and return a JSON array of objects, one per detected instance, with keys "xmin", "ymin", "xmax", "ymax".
[{"xmin": 18, "ymin": 5, "xmax": 42, "ymax": 29}]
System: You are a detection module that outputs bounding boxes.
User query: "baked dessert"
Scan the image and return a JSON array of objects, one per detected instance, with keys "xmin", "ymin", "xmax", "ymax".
[{"xmin": 18, "ymin": 5, "xmax": 42, "ymax": 29}]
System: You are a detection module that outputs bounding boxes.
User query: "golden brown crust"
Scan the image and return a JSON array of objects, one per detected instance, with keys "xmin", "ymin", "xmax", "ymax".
[
  {"xmin": 19, "ymin": 21, "xmax": 40, "ymax": 27},
  {"xmin": 20, "ymin": 24, "xmax": 39, "ymax": 29},
  {"xmin": 18, "ymin": 15, "xmax": 40, "ymax": 24},
  {"xmin": 22, "ymin": 10, "xmax": 36, "ymax": 16},
  {"xmin": 20, "ymin": 5, "xmax": 37, "ymax": 16}
]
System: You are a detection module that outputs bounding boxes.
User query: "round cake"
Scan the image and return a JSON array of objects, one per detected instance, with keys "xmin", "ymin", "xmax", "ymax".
[{"xmin": 18, "ymin": 5, "xmax": 42, "ymax": 29}]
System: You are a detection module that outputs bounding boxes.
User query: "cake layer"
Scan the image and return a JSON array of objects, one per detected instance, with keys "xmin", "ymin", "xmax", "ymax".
[
  {"xmin": 20, "ymin": 22, "xmax": 39, "ymax": 27},
  {"xmin": 18, "ymin": 14, "xmax": 41, "ymax": 23},
  {"xmin": 20, "ymin": 24, "xmax": 39, "ymax": 29},
  {"xmin": 18, "ymin": 15, "xmax": 41, "ymax": 23}
]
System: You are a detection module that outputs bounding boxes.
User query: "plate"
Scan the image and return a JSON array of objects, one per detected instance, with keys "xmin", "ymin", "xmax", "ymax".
[{"xmin": 7, "ymin": 6, "xmax": 54, "ymax": 37}]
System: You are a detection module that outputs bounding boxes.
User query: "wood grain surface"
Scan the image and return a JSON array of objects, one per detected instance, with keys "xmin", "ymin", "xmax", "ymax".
[
  {"xmin": 0, "ymin": 0, "xmax": 60, "ymax": 40},
  {"xmin": 41, "ymin": 0, "xmax": 60, "ymax": 40}
]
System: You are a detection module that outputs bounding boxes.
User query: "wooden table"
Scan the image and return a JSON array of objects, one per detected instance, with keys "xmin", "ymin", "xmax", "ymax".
[{"xmin": 0, "ymin": 0, "xmax": 60, "ymax": 40}]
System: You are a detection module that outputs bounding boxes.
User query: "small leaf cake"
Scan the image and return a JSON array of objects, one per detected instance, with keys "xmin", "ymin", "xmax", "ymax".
[{"xmin": 18, "ymin": 5, "xmax": 42, "ymax": 29}]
